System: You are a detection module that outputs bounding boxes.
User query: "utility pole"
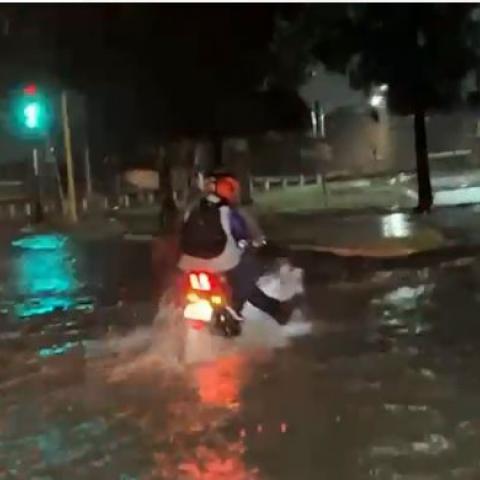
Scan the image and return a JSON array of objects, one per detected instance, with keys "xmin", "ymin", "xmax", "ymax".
[
  {"xmin": 319, "ymin": 105, "xmax": 326, "ymax": 138},
  {"xmin": 313, "ymin": 100, "xmax": 329, "ymax": 206},
  {"xmin": 313, "ymin": 100, "xmax": 326, "ymax": 138},
  {"xmin": 84, "ymin": 145, "xmax": 92, "ymax": 196},
  {"xmin": 61, "ymin": 90, "xmax": 78, "ymax": 223}
]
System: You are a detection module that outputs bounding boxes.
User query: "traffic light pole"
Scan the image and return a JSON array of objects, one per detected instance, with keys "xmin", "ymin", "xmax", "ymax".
[
  {"xmin": 84, "ymin": 146, "xmax": 92, "ymax": 196},
  {"xmin": 61, "ymin": 90, "xmax": 78, "ymax": 223},
  {"xmin": 32, "ymin": 147, "xmax": 44, "ymax": 223}
]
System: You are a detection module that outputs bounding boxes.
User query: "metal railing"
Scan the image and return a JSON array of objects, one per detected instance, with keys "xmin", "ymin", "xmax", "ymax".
[{"xmin": 250, "ymin": 174, "xmax": 324, "ymax": 191}]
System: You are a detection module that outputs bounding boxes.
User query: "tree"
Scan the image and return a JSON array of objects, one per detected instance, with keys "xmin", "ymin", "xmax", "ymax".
[{"xmin": 273, "ymin": 4, "xmax": 480, "ymax": 212}]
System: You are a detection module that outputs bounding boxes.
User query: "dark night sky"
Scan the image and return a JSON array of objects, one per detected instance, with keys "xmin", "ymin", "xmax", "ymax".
[{"xmin": 0, "ymin": 4, "xmax": 308, "ymax": 155}]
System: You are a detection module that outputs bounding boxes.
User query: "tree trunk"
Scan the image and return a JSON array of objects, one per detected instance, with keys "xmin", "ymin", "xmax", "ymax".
[
  {"xmin": 413, "ymin": 106, "xmax": 433, "ymax": 212},
  {"xmin": 157, "ymin": 144, "xmax": 178, "ymax": 233}
]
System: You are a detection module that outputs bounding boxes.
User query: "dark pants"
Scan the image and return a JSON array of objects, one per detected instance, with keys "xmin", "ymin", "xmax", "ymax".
[{"xmin": 226, "ymin": 251, "xmax": 263, "ymax": 313}]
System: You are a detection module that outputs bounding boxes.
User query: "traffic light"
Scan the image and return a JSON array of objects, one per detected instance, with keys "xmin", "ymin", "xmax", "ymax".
[
  {"xmin": 10, "ymin": 83, "xmax": 52, "ymax": 138},
  {"xmin": 24, "ymin": 101, "xmax": 41, "ymax": 129}
]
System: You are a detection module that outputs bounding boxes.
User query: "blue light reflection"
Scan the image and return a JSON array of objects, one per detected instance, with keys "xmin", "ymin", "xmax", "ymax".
[{"xmin": 10, "ymin": 234, "xmax": 93, "ymax": 317}]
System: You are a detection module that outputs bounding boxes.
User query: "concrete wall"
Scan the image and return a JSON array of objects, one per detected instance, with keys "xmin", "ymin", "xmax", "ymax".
[{"xmin": 245, "ymin": 109, "xmax": 479, "ymax": 177}]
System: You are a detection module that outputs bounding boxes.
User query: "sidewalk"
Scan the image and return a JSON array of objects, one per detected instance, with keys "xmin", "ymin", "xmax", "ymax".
[
  {"xmin": 107, "ymin": 189, "xmax": 480, "ymax": 257},
  {"xmin": 109, "ymin": 203, "xmax": 480, "ymax": 260},
  {"xmin": 262, "ymin": 203, "xmax": 480, "ymax": 259},
  {"xmin": 7, "ymin": 189, "xmax": 479, "ymax": 261},
  {"xmin": 260, "ymin": 210, "xmax": 445, "ymax": 258}
]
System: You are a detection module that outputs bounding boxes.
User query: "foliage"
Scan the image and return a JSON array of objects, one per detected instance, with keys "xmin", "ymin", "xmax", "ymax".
[
  {"xmin": 273, "ymin": 4, "xmax": 480, "ymax": 211},
  {"xmin": 276, "ymin": 4, "xmax": 480, "ymax": 113}
]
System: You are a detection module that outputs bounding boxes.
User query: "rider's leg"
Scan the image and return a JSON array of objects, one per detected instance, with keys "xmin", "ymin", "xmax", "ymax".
[{"xmin": 226, "ymin": 251, "xmax": 263, "ymax": 314}]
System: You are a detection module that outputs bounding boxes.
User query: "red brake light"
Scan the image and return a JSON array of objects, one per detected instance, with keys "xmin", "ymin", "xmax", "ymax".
[
  {"xmin": 183, "ymin": 270, "xmax": 230, "ymax": 300},
  {"xmin": 189, "ymin": 272, "xmax": 212, "ymax": 291}
]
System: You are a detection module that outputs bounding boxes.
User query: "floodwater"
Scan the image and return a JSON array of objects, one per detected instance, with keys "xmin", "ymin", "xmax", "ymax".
[{"xmin": 2, "ymin": 233, "xmax": 480, "ymax": 479}]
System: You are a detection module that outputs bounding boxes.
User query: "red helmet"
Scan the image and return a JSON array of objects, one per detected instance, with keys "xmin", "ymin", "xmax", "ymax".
[{"xmin": 214, "ymin": 175, "xmax": 240, "ymax": 203}]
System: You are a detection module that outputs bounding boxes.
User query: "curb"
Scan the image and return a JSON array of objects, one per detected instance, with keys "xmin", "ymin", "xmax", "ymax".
[{"xmin": 291, "ymin": 243, "xmax": 480, "ymax": 276}]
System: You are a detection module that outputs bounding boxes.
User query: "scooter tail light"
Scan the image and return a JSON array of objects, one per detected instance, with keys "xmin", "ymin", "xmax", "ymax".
[{"xmin": 188, "ymin": 272, "xmax": 212, "ymax": 291}]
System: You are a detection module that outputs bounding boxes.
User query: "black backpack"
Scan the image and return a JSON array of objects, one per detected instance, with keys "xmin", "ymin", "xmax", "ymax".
[{"xmin": 180, "ymin": 198, "xmax": 228, "ymax": 259}]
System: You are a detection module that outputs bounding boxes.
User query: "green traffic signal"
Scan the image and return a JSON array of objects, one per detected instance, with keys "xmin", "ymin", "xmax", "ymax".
[
  {"xmin": 9, "ymin": 84, "xmax": 53, "ymax": 138},
  {"xmin": 24, "ymin": 101, "xmax": 41, "ymax": 129}
]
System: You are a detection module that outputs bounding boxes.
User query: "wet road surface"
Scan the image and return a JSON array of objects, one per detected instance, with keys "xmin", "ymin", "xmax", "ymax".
[{"xmin": 2, "ymin": 232, "xmax": 480, "ymax": 478}]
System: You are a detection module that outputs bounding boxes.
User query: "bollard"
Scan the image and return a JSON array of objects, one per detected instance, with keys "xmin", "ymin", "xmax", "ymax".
[
  {"xmin": 124, "ymin": 195, "xmax": 131, "ymax": 208},
  {"xmin": 82, "ymin": 197, "xmax": 88, "ymax": 212},
  {"xmin": 282, "ymin": 177, "xmax": 288, "ymax": 188},
  {"xmin": 104, "ymin": 197, "xmax": 109, "ymax": 210},
  {"xmin": 8, "ymin": 204, "xmax": 15, "ymax": 218},
  {"xmin": 265, "ymin": 179, "xmax": 270, "ymax": 191},
  {"xmin": 25, "ymin": 203, "xmax": 32, "ymax": 217},
  {"xmin": 148, "ymin": 192, "xmax": 155, "ymax": 204},
  {"xmin": 300, "ymin": 174, "xmax": 305, "ymax": 186}
]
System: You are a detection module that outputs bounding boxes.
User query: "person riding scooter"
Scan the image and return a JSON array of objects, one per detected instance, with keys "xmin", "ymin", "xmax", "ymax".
[{"xmin": 178, "ymin": 173, "xmax": 263, "ymax": 317}]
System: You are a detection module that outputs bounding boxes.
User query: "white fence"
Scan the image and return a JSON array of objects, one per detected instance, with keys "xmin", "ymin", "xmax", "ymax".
[
  {"xmin": 250, "ymin": 172, "xmax": 413, "ymax": 193},
  {"xmin": 250, "ymin": 150, "xmax": 472, "ymax": 193},
  {"xmin": 250, "ymin": 174, "xmax": 325, "ymax": 192}
]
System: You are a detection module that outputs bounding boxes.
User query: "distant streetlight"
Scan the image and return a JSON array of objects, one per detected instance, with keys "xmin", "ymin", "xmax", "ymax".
[
  {"xmin": 369, "ymin": 94, "xmax": 384, "ymax": 108},
  {"xmin": 368, "ymin": 83, "xmax": 388, "ymax": 108},
  {"xmin": 369, "ymin": 84, "xmax": 389, "ymax": 108}
]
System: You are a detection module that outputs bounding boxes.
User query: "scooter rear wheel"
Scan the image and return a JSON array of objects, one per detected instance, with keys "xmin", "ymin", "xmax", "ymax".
[{"xmin": 211, "ymin": 308, "xmax": 242, "ymax": 338}]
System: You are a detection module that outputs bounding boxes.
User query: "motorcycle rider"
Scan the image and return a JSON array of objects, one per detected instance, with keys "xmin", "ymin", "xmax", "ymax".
[{"xmin": 178, "ymin": 172, "xmax": 264, "ymax": 317}]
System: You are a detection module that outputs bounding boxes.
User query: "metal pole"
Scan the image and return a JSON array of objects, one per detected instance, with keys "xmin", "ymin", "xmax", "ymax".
[
  {"xmin": 52, "ymin": 149, "xmax": 65, "ymax": 213},
  {"xmin": 33, "ymin": 148, "xmax": 39, "ymax": 176},
  {"xmin": 312, "ymin": 100, "xmax": 319, "ymax": 137},
  {"xmin": 32, "ymin": 148, "xmax": 44, "ymax": 223},
  {"xmin": 85, "ymin": 145, "xmax": 92, "ymax": 196},
  {"xmin": 320, "ymin": 106, "xmax": 326, "ymax": 139},
  {"xmin": 61, "ymin": 90, "xmax": 78, "ymax": 223}
]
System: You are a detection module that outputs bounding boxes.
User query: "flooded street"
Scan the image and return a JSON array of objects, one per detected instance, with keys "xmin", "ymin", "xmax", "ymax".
[{"xmin": 2, "ymin": 233, "xmax": 480, "ymax": 479}]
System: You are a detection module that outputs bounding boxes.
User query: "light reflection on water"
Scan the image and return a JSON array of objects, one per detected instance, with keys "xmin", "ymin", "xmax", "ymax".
[
  {"xmin": 7, "ymin": 234, "xmax": 94, "ymax": 318},
  {"xmin": 380, "ymin": 213, "xmax": 412, "ymax": 238}
]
